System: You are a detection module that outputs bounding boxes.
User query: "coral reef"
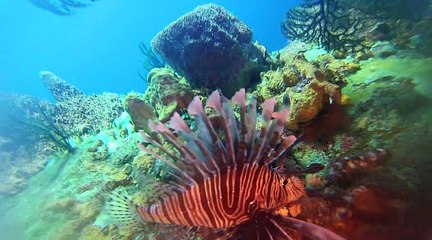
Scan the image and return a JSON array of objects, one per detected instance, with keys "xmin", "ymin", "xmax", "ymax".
[
  {"xmin": 282, "ymin": 0, "xmax": 369, "ymax": 52},
  {"xmin": 388, "ymin": 17, "xmax": 432, "ymax": 56},
  {"xmin": 143, "ymin": 67, "xmax": 195, "ymax": 122},
  {"xmin": 27, "ymin": 0, "xmax": 100, "ymax": 15},
  {"xmin": 343, "ymin": 0, "xmax": 431, "ymax": 21},
  {"xmin": 0, "ymin": 71, "xmax": 127, "ymax": 196},
  {"xmin": 41, "ymin": 197, "xmax": 102, "ymax": 239},
  {"xmin": 0, "ymin": 93, "xmax": 74, "ymax": 195},
  {"xmin": 151, "ymin": 3, "xmax": 269, "ymax": 97},
  {"xmin": 0, "ymin": 148, "xmax": 48, "ymax": 196},
  {"xmin": 41, "ymin": 71, "xmax": 124, "ymax": 135},
  {"xmin": 287, "ymin": 79, "xmax": 342, "ymax": 130},
  {"xmin": 0, "ymin": 93, "xmax": 73, "ymax": 152},
  {"xmin": 41, "ymin": 71, "xmax": 84, "ymax": 102},
  {"xmin": 2, "ymin": 4, "xmax": 431, "ymax": 238},
  {"xmin": 339, "ymin": 0, "xmax": 432, "ymax": 57},
  {"xmin": 255, "ymin": 47, "xmax": 355, "ymax": 130}
]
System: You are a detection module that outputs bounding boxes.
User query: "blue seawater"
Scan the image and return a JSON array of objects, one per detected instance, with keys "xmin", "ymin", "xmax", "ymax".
[{"xmin": 0, "ymin": 0, "xmax": 298, "ymax": 98}]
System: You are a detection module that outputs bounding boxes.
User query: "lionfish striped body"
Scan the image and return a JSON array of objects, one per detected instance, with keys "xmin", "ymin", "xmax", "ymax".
[{"xmin": 110, "ymin": 89, "xmax": 345, "ymax": 240}]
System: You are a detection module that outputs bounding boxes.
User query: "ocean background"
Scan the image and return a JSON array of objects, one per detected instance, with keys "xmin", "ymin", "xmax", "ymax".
[
  {"xmin": 0, "ymin": 0, "xmax": 297, "ymax": 98},
  {"xmin": 1, "ymin": 0, "xmax": 431, "ymax": 239}
]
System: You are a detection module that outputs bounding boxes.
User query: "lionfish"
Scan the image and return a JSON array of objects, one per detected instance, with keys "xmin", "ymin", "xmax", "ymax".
[{"xmin": 109, "ymin": 89, "xmax": 345, "ymax": 240}]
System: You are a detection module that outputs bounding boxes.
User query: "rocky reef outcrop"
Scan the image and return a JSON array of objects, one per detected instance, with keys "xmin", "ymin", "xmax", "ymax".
[{"xmin": 151, "ymin": 3, "xmax": 270, "ymax": 97}]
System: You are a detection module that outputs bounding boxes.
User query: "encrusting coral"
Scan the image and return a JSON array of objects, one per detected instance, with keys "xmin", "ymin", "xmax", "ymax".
[
  {"xmin": 255, "ymin": 48, "xmax": 353, "ymax": 130},
  {"xmin": 287, "ymin": 78, "xmax": 343, "ymax": 130},
  {"xmin": 143, "ymin": 67, "xmax": 195, "ymax": 122},
  {"xmin": 124, "ymin": 92, "xmax": 157, "ymax": 133}
]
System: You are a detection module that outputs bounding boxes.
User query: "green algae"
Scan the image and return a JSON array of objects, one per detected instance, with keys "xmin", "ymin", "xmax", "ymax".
[
  {"xmin": 345, "ymin": 58, "xmax": 432, "ymax": 102},
  {"xmin": 340, "ymin": 57, "xmax": 432, "ymax": 195}
]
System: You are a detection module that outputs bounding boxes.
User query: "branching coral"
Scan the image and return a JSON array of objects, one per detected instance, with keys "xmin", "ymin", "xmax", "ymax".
[{"xmin": 282, "ymin": 0, "xmax": 367, "ymax": 52}]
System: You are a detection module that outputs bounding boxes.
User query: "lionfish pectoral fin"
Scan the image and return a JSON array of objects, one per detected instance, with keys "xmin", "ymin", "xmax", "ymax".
[
  {"xmin": 228, "ymin": 212, "xmax": 345, "ymax": 240},
  {"xmin": 107, "ymin": 190, "xmax": 141, "ymax": 225},
  {"xmin": 279, "ymin": 215, "xmax": 346, "ymax": 240}
]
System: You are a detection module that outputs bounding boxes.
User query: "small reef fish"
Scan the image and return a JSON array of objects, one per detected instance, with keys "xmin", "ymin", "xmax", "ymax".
[{"xmin": 109, "ymin": 89, "xmax": 345, "ymax": 239}]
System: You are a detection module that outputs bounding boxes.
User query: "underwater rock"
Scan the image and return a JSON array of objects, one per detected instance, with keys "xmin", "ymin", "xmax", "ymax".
[
  {"xmin": 151, "ymin": 3, "xmax": 269, "ymax": 97},
  {"xmin": 143, "ymin": 67, "xmax": 194, "ymax": 122},
  {"xmin": 28, "ymin": 0, "xmax": 100, "ymax": 16},
  {"xmin": 124, "ymin": 92, "xmax": 157, "ymax": 132}
]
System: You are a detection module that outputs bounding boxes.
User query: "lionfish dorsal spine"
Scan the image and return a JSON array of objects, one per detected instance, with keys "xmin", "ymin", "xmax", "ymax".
[
  {"xmin": 190, "ymin": 95, "xmax": 228, "ymax": 167},
  {"xmin": 137, "ymin": 134, "xmax": 197, "ymax": 185},
  {"xmin": 138, "ymin": 88, "xmax": 300, "ymax": 186},
  {"xmin": 207, "ymin": 90, "xmax": 237, "ymax": 167}
]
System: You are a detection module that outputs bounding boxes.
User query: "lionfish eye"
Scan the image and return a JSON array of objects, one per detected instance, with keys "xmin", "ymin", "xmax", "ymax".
[{"xmin": 283, "ymin": 179, "xmax": 289, "ymax": 186}]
